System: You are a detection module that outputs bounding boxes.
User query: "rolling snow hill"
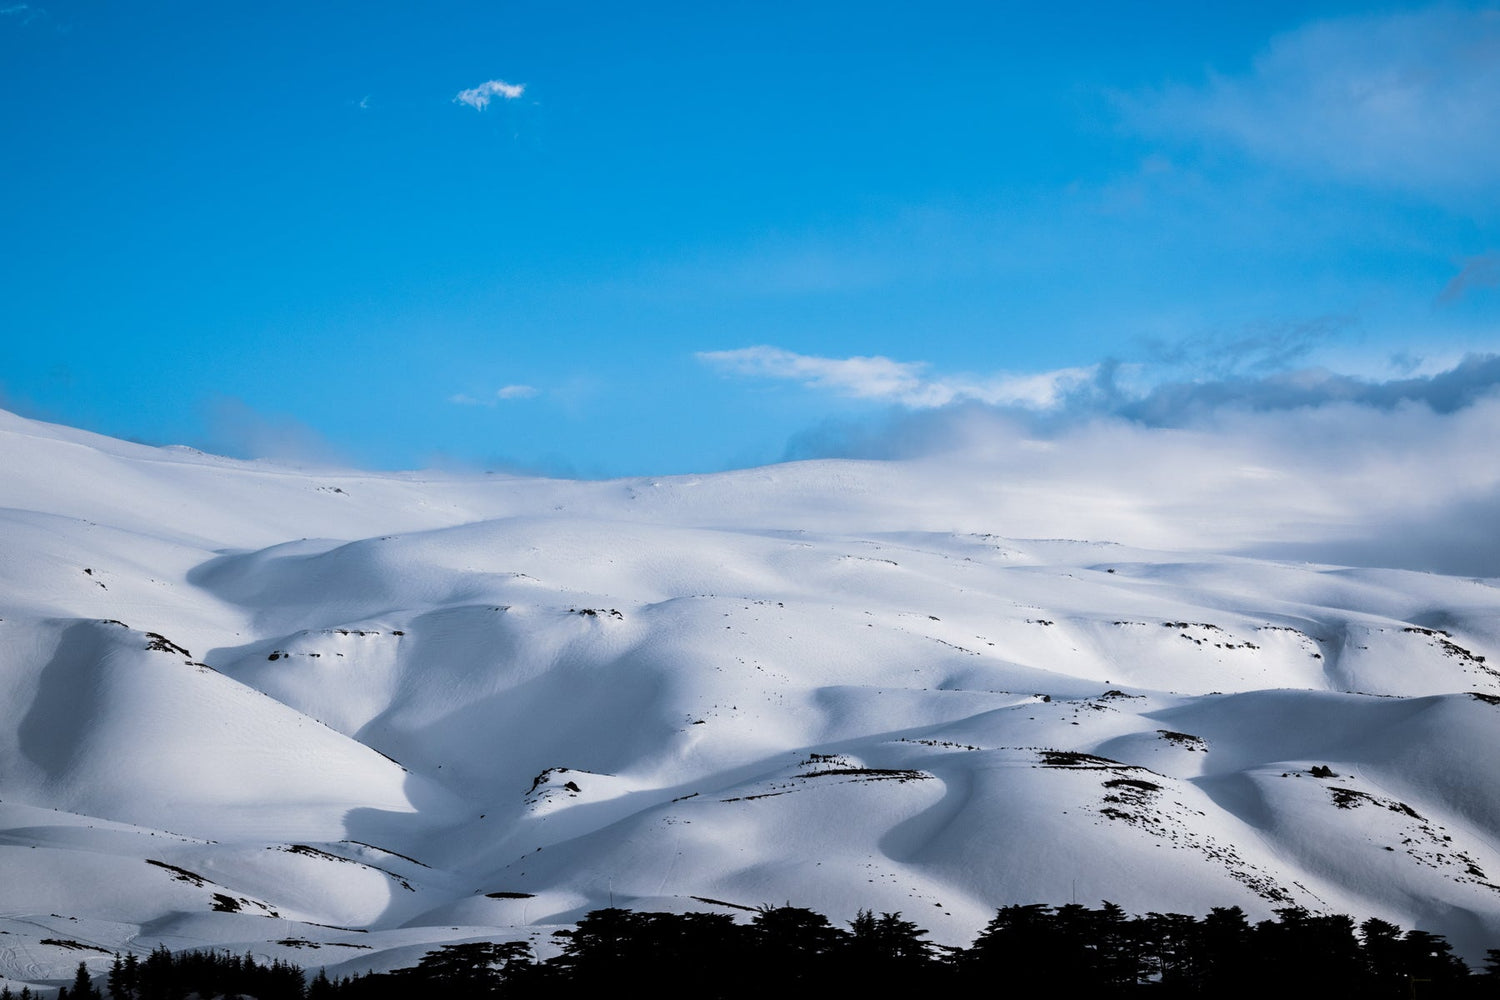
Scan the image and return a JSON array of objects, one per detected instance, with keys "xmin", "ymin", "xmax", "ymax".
[{"xmin": 2, "ymin": 407, "xmax": 1499, "ymax": 990}]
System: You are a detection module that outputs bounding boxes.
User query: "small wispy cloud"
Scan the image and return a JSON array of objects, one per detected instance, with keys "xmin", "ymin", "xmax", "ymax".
[
  {"xmin": 697, "ymin": 346, "xmax": 1095, "ymax": 410},
  {"xmin": 1141, "ymin": 315, "xmax": 1353, "ymax": 377},
  {"xmin": 1438, "ymin": 253, "xmax": 1500, "ymax": 304},
  {"xmin": 1120, "ymin": 7, "xmax": 1500, "ymax": 201},
  {"xmin": 0, "ymin": 3, "xmax": 43, "ymax": 23},
  {"xmin": 454, "ymin": 79, "xmax": 525, "ymax": 111},
  {"xmin": 450, "ymin": 385, "xmax": 540, "ymax": 406}
]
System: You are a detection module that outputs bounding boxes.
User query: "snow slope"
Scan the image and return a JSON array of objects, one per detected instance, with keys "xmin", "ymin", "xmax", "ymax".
[{"xmin": 2, "ymin": 407, "xmax": 1499, "ymax": 989}]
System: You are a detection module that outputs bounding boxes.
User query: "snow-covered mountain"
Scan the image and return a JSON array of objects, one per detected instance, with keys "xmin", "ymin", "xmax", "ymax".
[{"xmin": 2, "ymin": 407, "xmax": 1499, "ymax": 990}]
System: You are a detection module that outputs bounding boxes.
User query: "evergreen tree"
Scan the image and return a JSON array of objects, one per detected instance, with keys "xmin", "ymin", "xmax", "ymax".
[
  {"xmin": 1360, "ymin": 916, "xmax": 1406, "ymax": 997},
  {"xmin": 1139, "ymin": 910, "xmax": 1202, "ymax": 992},
  {"xmin": 69, "ymin": 962, "xmax": 101, "ymax": 1000},
  {"xmin": 1091, "ymin": 900, "xmax": 1140, "ymax": 992},
  {"xmin": 842, "ymin": 909, "xmax": 934, "ymax": 991},
  {"xmin": 121, "ymin": 954, "xmax": 139, "ymax": 1000},
  {"xmin": 968, "ymin": 903, "xmax": 1094, "ymax": 992},
  {"xmin": 1199, "ymin": 905, "xmax": 1253, "ymax": 995},
  {"xmin": 1252, "ymin": 907, "xmax": 1364, "ymax": 1000},
  {"xmin": 306, "ymin": 969, "xmax": 335, "ymax": 1000},
  {"xmin": 748, "ymin": 905, "xmax": 846, "ymax": 996},
  {"xmin": 1400, "ymin": 928, "xmax": 1469, "ymax": 993},
  {"xmin": 405, "ymin": 940, "xmax": 531, "ymax": 999},
  {"xmin": 106, "ymin": 956, "xmax": 125, "ymax": 1000}
]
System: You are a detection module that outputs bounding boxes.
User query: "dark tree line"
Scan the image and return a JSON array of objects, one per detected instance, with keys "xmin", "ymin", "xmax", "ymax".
[{"xmin": 62, "ymin": 902, "xmax": 1500, "ymax": 1000}]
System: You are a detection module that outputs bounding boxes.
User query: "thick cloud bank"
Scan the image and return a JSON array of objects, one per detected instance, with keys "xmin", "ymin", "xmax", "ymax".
[{"xmin": 785, "ymin": 355, "xmax": 1500, "ymax": 577}]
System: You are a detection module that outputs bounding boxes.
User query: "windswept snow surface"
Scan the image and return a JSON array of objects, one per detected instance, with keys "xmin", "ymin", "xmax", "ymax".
[{"xmin": 2, "ymin": 407, "xmax": 1500, "ymax": 987}]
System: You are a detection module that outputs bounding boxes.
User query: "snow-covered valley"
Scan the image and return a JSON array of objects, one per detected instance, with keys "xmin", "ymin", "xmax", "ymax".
[{"xmin": 2, "ymin": 407, "xmax": 1499, "ymax": 989}]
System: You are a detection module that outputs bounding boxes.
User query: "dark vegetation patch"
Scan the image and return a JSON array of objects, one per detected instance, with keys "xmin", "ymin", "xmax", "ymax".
[
  {"xmin": 342, "ymin": 840, "xmax": 430, "ymax": 868},
  {"xmin": 285, "ymin": 844, "xmax": 344, "ymax": 862},
  {"xmin": 1036, "ymin": 750, "xmax": 1125, "ymax": 769},
  {"xmin": 146, "ymin": 859, "xmax": 208, "ymax": 887},
  {"xmin": 280, "ymin": 844, "xmax": 416, "ymax": 891},
  {"xmin": 527, "ymin": 767, "xmax": 583, "ymax": 799},
  {"xmin": 791, "ymin": 768, "xmax": 929, "ymax": 782},
  {"xmin": 115, "ymin": 898, "xmax": 1491, "ymax": 1000},
  {"xmin": 276, "ymin": 938, "xmax": 373, "ymax": 950},
  {"xmin": 1469, "ymin": 692, "xmax": 1500, "ymax": 705},
  {"xmin": 721, "ymin": 790, "xmax": 789, "ymax": 802},
  {"xmin": 485, "ymin": 891, "xmax": 535, "ymax": 899},
  {"xmin": 570, "ymin": 608, "xmax": 623, "ymax": 619},
  {"xmin": 925, "ymin": 634, "xmax": 980, "ymax": 655},
  {"xmin": 1330, "ymin": 787, "xmax": 1420, "ymax": 818},
  {"xmin": 144, "ymin": 632, "xmax": 190, "ymax": 657},
  {"xmin": 1405, "ymin": 627, "xmax": 1491, "ymax": 670},
  {"xmin": 898, "ymin": 737, "xmax": 982, "ymax": 750},
  {"xmin": 40, "ymin": 939, "xmax": 111, "ymax": 953},
  {"xmin": 147, "ymin": 860, "xmax": 279, "ymax": 916},
  {"xmin": 1099, "ymin": 775, "xmax": 1163, "ymax": 826},
  {"xmin": 1157, "ymin": 730, "xmax": 1207, "ymax": 751}
]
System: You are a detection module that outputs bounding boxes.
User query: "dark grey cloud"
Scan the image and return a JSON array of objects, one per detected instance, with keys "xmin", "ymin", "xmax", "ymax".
[
  {"xmin": 787, "ymin": 353, "xmax": 1500, "ymax": 460},
  {"xmin": 1117, "ymin": 353, "xmax": 1500, "ymax": 425}
]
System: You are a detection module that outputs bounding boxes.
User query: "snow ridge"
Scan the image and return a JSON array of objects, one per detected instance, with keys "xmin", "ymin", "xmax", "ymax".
[{"xmin": 1, "ymin": 408, "xmax": 1498, "ymax": 987}]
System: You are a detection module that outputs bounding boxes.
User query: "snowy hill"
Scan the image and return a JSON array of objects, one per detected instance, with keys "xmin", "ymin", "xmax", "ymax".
[{"xmin": 1, "ymin": 407, "xmax": 1499, "ymax": 990}]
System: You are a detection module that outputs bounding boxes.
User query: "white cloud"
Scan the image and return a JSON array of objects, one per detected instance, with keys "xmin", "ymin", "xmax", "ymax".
[
  {"xmin": 454, "ymin": 79, "xmax": 525, "ymax": 111},
  {"xmin": 697, "ymin": 346, "xmax": 1095, "ymax": 409},
  {"xmin": 780, "ymin": 389, "xmax": 1500, "ymax": 576},
  {"xmin": 760, "ymin": 353, "xmax": 1500, "ymax": 574},
  {"xmin": 1121, "ymin": 7, "xmax": 1500, "ymax": 200},
  {"xmin": 449, "ymin": 385, "xmax": 539, "ymax": 406}
]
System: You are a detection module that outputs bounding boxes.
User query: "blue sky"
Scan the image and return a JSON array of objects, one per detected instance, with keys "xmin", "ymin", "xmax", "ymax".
[{"xmin": 2, "ymin": 1, "xmax": 1498, "ymax": 476}]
